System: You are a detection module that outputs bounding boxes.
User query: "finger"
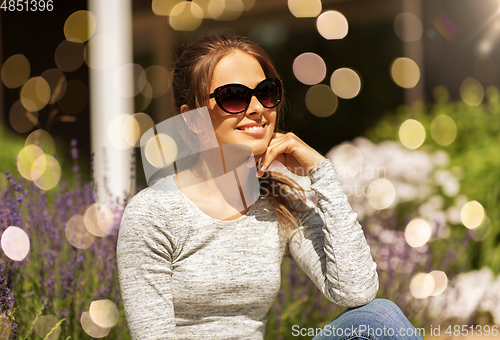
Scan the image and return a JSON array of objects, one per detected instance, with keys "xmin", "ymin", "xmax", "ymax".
[
  {"xmin": 260, "ymin": 133, "xmax": 299, "ymax": 169},
  {"xmin": 266, "ymin": 132, "xmax": 285, "ymax": 148},
  {"xmin": 260, "ymin": 136, "xmax": 289, "ymax": 168},
  {"xmin": 257, "ymin": 138, "xmax": 293, "ymax": 177}
]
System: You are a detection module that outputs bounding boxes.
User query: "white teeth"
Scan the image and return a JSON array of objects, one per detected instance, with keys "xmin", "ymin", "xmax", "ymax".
[{"xmin": 241, "ymin": 125, "xmax": 264, "ymax": 132}]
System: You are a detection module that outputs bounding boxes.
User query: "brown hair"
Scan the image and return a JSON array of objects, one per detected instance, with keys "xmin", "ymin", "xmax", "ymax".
[{"xmin": 171, "ymin": 34, "xmax": 312, "ymax": 236}]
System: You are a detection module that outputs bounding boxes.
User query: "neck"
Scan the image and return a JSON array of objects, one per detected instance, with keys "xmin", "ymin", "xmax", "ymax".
[{"xmin": 175, "ymin": 145, "xmax": 260, "ymax": 212}]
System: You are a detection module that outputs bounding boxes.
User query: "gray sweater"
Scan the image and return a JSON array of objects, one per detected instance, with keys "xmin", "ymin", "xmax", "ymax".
[{"xmin": 116, "ymin": 159, "xmax": 378, "ymax": 340}]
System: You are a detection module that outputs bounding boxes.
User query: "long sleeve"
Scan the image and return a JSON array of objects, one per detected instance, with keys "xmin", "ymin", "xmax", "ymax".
[
  {"xmin": 287, "ymin": 159, "xmax": 379, "ymax": 307},
  {"xmin": 116, "ymin": 193, "xmax": 177, "ymax": 340}
]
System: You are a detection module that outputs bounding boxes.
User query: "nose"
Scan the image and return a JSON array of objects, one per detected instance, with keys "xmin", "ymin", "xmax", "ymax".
[{"xmin": 246, "ymin": 94, "xmax": 264, "ymax": 116}]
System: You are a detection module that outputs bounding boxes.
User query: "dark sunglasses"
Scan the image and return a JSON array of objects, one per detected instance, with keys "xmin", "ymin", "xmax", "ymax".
[{"xmin": 209, "ymin": 78, "xmax": 282, "ymax": 114}]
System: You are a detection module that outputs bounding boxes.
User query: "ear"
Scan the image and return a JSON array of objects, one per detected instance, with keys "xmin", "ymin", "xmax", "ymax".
[{"xmin": 180, "ymin": 104, "xmax": 190, "ymax": 114}]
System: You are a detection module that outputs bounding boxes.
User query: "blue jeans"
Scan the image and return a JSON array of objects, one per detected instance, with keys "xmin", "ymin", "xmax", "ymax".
[{"xmin": 312, "ymin": 299, "xmax": 424, "ymax": 340}]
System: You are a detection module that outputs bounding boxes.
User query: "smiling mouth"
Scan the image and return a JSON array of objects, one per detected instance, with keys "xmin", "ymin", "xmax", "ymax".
[{"xmin": 236, "ymin": 123, "xmax": 266, "ymax": 132}]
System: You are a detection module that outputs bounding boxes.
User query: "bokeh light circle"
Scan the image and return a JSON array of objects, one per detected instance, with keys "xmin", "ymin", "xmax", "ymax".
[
  {"xmin": 460, "ymin": 78, "xmax": 484, "ymax": 106},
  {"xmin": 293, "ymin": 53, "xmax": 326, "ymax": 85},
  {"xmin": 169, "ymin": 2, "xmax": 204, "ymax": 31},
  {"xmin": 305, "ymin": 84, "xmax": 338, "ymax": 118},
  {"xmin": 145, "ymin": 65, "xmax": 169, "ymax": 98},
  {"xmin": 409, "ymin": 272, "xmax": 435, "ymax": 299},
  {"xmin": 390, "ymin": 57, "xmax": 420, "ymax": 88},
  {"xmin": 242, "ymin": 0, "xmax": 255, "ymax": 11},
  {"xmin": 331, "ymin": 144, "xmax": 363, "ymax": 178},
  {"xmin": 64, "ymin": 10, "xmax": 97, "ymax": 43},
  {"xmin": 9, "ymin": 100, "xmax": 39, "ymax": 133},
  {"xmin": 2, "ymin": 54, "xmax": 30, "ymax": 89},
  {"xmin": 145, "ymin": 133, "xmax": 178, "ymax": 168},
  {"xmin": 366, "ymin": 178, "xmax": 396, "ymax": 210},
  {"xmin": 21, "ymin": 77, "xmax": 51, "ymax": 112},
  {"xmin": 33, "ymin": 155, "xmax": 62, "ymax": 191},
  {"xmin": 207, "ymin": 0, "xmax": 245, "ymax": 21},
  {"xmin": 113, "ymin": 63, "xmax": 147, "ymax": 98},
  {"xmin": 84, "ymin": 203, "xmax": 115, "ymax": 237},
  {"xmin": 135, "ymin": 81, "xmax": 153, "ymax": 112},
  {"xmin": 1, "ymin": 226, "xmax": 30, "ymax": 261},
  {"xmin": 89, "ymin": 299, "xmax": 119, "ymax": 328},
  {"xmin": 30, "ymin": 154, "xmax": 48, "ymax": 182},
  {"xmin": 433, "ymin": 85, "xmax": 449, "ymax": 102},
  {"xmin": 204, "ymin": 0, "xmax": 223, "ymax": 19},
  {"xmin": 123, "ymin": 113, "xmax": 155, "ymax": 148},
  {"xmin": 330, "ymin": 68, "xmax": 361, "ymax": 99},
  {"xmin": 470, "ymin": 216, "xmax": 492, "ymax": 241},
  {"xmin": 34, "ymin": 315, "xmax": 61, "ymax": 340},
  {"xmin": 80, "ymin": 312, "xmax": 111, "ymax": 338},
  {"xmin": 54, "ymin": 40, "xmax": 85, "ymax": 72},
  {"xmin": 394, "ymin": 12, "xmax": 423, "ymax": 42},
  {"xmin": 41, "ymin": 68, "xmax": 67, "ymax": 104},
  {"xmin": 399, "ymin": 119, "xmax": 425, "ymax": 149},
  {"xmin": 17, "ymin": 145, "xmax": 45, "ymax": 181},
  {"xmin": 65, "ymin": 215, "xmax": 95, "ymax": 250},
  {"xmin": 26, "ymin": 129, "xmax": 56, "ymax": 155},
  {"xmin": 460, "ymin": 200, "xmax": 485, "ymax": 230},
  {"xmin": 152, "ymin": 0, "xmax": 182, "ymax": 15},
  {"xmin": 288, "ymin": 0, "xmax": 321, "ymax": 18},
  {"xmin": 429, "ymin": 270, "xmax": 448, "ymax": 296},
  {"xmin": 430, "ymin": 115, "xmax": 457, "ymax": 146},
  {"xmin": 108, "ymin": 115, "xmax": 133, "ymax": 150},
  {"xmin": 404, "ymin": 218, "xmax": 432, "ymax": 247},
  {"xmin": 317, "ymin": 10, "xmax": 349, "ymax": 39}
]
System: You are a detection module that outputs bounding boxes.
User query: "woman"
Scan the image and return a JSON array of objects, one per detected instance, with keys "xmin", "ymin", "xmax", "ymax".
[{"xmin": 117, "ymin": 34, "xmax": 423, "ymax": 340}]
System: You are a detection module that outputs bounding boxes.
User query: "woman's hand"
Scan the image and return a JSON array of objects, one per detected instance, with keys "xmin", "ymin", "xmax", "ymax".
[{"xmin": 257, "ymin": 132, "xmax": 326, "ymax": 177}]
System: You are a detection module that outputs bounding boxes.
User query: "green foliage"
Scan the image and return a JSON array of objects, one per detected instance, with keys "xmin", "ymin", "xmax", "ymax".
[
  {"xmin": 366, "ymin": 87, "xmax": 500, "ymax": 273},
  {"xmin": 4, "ymin": 88, "xmax": 499, "ymax": 339},
  {"xmin": 0, "ymin": 124, "xmax": 26, "ymax": 174},
  {"xmin": 265, "ymin": 258, "xmax": 343, "ymax": 340}
]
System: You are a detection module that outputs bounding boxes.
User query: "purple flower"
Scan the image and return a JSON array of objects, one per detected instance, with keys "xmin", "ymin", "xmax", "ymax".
[
  {"xmin": 11, "ymin": 323, "xmax": 17, "ymax": 340},
  {"xmin": 278, "ymin": 289, "xmax": 285, "ymax": 305},
  {"xmin": 0, "ymin": 262, "xmax": 17, "ymax": 340},
  {"xmin": 16, "ymin": 195, "xmax": 23, "ymax": 202}
]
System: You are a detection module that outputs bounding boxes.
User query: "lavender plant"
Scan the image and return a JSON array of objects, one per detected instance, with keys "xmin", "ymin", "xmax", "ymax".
[
  {"xmin": 1, "ymin": 140, "xmax": 129, "ymax": 339},
  {"xmin": 0, "ymin": 261, "xmax": 17, "ymax": 339}
]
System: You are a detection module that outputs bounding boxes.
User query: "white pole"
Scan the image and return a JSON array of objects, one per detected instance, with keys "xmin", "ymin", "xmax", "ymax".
[
  {"xmin": 403, "ymin": 0, "xmax": 425, "ymax": 105},
  {"xmin": 88, "ymin": 0, "xmax": 134, "ymax": 205}
]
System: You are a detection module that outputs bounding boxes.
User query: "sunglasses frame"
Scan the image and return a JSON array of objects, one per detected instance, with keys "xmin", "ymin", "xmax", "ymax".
[{"xmin": 209, "ymin": 78, "xmax": 282, "ymax": 114}]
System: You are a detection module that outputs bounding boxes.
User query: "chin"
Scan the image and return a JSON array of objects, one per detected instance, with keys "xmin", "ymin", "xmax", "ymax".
[{"xmin": 241, "ymin": 143, "xmax": 267, "ymax": 156}]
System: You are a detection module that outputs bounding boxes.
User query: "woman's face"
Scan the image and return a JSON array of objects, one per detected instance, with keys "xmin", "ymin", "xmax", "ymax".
[{"xmin": 206, "ymin": 50, "xmax": 277, "ymax": 159}]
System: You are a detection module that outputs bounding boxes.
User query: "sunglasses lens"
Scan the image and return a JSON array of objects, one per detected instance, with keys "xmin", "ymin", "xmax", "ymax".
[
  {"xmin": 214, "ymin": 79, "xmax": 281, "ymax": 113},
  {"xmin": 256, "ymin": 80, "xmax": 281, "ymax": 108},
  {"xmin": 219, "ymin": 86, "xmax": 250, "ymax": 113}
]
